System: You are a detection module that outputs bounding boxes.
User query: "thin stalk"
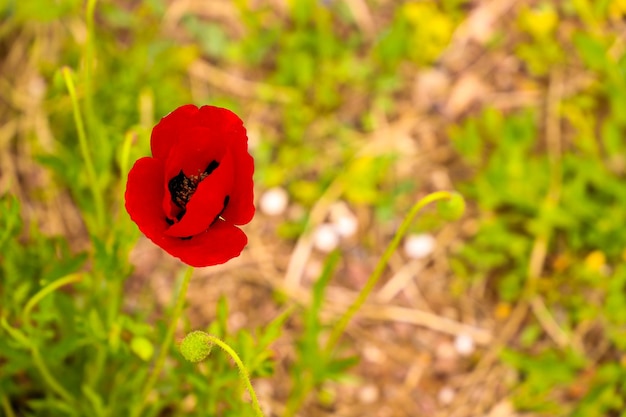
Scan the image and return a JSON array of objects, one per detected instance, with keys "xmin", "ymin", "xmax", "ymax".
[
  {"xmin": 62, "ymin": 67, "xmax": 105, "ymax": 230},
  {"xmin": 86, "ymin": 345, "xmax": 107, "ymax": 389},
  {"xmin": 325, "ymin": 191, "xmax": 456, "ymax": 353},
  {"xmin": 283, "ymin": 374, "xmax": 313, "ymax": 417},
  {"xmin": 1, "ymin": 395, "xmax": 16, "ymax": 417},
  {"xmin": 204, "ymin": 334, "xmax": 264, "ymax": 417},
  {"xmin": 84, "ymin": 0, "xmax": 97, "ymax": 123},
  {"xmin": 83, "ymin": 0, "xmax": 106, "ymax": 197},
  {"xmin": 2, "ymin": 314, "xmax": 75, "ymax": 405},
  {"xmin": 21, "ymin": 273, "xmax": 89, "ymax": 398},
  {"xmin": 32, "ymin": 346, "xmax": 75, "ymax": 404},
  {"xmin": 22, "ymin": 273, "xmax": 82, "ymax": 325},
  {"xmin": 132, "ymin": 266, "xmax": 194, "ymax": 417}
]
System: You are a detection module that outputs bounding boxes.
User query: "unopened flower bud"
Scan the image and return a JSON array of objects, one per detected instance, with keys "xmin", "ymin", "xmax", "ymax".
[
  {"xmin": 180, "ymin": 331, "xmax": 213, "ymax": 363},
  {"xmin": 437, "ymin": 192, "xmax": 465, "ymax": 220}
]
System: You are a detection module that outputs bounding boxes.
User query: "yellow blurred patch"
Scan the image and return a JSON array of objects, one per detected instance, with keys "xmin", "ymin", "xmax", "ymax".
[
  {"xmin": 610, "ymin": 0, "xmax": 626, "ymax": 20},
  {"xmin": 584, "ymin": 250, "xmax": 606, "ymax": 273},
  {"xmin": 518, "ymin": 5, "xmax": 559, "ymax": 39},
  {"xmin": 495, "ymin": 302, "xmax": 511, "ymax": 320},
  {"xmin": 402, "ymin": 2, "xmax": 455, "ymax": 65}
]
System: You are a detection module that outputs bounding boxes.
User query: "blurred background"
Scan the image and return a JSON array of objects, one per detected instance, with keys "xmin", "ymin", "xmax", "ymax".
[{"xmin": 2, "ymin": 0, "xmax": 626, "ymax": 416}]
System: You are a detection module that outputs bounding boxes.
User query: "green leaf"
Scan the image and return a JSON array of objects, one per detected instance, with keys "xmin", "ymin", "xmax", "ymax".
[{"xmin": 130, "ymin": 336, "xmax": 154, "ymax": 362}]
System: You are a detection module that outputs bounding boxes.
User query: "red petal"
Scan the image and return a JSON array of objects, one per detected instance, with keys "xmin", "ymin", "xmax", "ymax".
[
  {"xmin": 150, "ymin": 104, "xmax": 199, "ymax": 161},
  {"xmin": 197, "ymin": 106, "xmax": 245, "ymax": 139},
  {"xmin": 197, "ymin": 106, "xmax": 255, "ymax": 225},
  {"xmin": 125, "ymin": 157, "xmax": 247, "ymax": 267},
  {"xmin": 164, "ymin": 150, "xmax": 235, "ymax": 237},
  {"xmin": 125, "ymin": 157, "xmax": 169, "ymax": 237},
  {"xmin": 163, "ymin": 126, "xmax": 228, "ymax": 181},
  {"xmin": 161, "ymin": 126, "xmax": 229, "ymax": 220},
  {"xmin": 221, "ymin": 146, "xmax": 255, "ymax": 225},
  {"xmin": 157, "ymin": 221, "xmax": 248, "ymax": 267}
]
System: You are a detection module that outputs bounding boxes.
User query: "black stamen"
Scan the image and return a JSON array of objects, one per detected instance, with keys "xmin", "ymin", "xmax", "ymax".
[
  {"xmin": 168, "ymin": 161, "xmax": 219, "ymax": 211},
  {"xmin": 205, "ymin": 160, "xmax": 219, "ymax": 175},
  {"xmin": 166, "ymin": 162, "xmax": 223, "ymax": 226},
  {"xmin": 168, "ymin": 170, "xmax": 192, "ymax": 208}
]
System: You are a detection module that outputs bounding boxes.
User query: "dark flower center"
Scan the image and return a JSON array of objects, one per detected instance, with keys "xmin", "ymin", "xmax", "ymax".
[
  {"xmin": 168, "ymin": 160, "xmax": 219, "ymax": 209},
  {"xmin": 167, "ymin": 195, "xmax": 231, "ymax": 240},
  {"xmin": 165, "ymin": 160, "xmax": 231, "ymax": 236}
]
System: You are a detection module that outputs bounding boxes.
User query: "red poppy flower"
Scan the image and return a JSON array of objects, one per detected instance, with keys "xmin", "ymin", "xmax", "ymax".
[{"xmin": 125, "ymin": 104, "xmax": 255, "ymax": 267}]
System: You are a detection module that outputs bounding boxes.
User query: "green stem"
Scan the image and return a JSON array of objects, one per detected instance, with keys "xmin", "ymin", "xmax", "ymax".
[
  {"xmin": 205, "ymin": 335, "xmax": 265, "ymax": 417},
  {"xmin": 32, "ymin": 346, "xmax": 75, "ymax": 404},
  {"xmin": 132, "ymin": 266, "xmax": 194, "ymax": 417},
  {"xmin": 22, "ymin": 273, "xmax": 82, "ymax": 325},
  {"xmin": 1, "ymin": 394, "xmax": 16, "ymax": 417},
  {"xmin": 84, "ymin": 0, "xmax": 97, "ymax": 122},
  {"xmin": 62, "ymin": 67, "xmax": 105, "ymax": 231},
  {"xmin": 325, "ymin": 191, "xmax": 457, "ymax": 353},
  {"xmin": 283, "ymin": 374, "xmax": 313, "ymax": 417},
  {"xmin": 20, "ymin": 273, "xmax": 86, "ymax": 398}
]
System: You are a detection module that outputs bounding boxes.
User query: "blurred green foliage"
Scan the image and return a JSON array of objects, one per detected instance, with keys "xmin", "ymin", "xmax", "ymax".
[
  {"xmin": 3, "ymin": 0, "xmax": 626, "ymax": 416},
  {"xmin": 1, "ymin": 0, "xmax": 464, "ymax": 414},
  {"xmin": 450, "ymin": 2, "xmax": 626, "ymax": 415}
]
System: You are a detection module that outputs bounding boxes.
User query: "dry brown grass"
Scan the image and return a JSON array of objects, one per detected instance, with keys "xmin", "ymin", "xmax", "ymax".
[{"xmin": 2, "ymin": 1, "xmax": 596, "ymax": 416}]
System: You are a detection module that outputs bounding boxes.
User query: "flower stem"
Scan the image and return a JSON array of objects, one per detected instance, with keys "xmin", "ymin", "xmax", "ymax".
[
  {"xmin": 1, "ymin": 318, "xmax": 75, "ymax": 405},
  {"xmin": 32, "ymin": 346, "xmax": 75, "ymax": 404},
  {"xmin": 62, "ymin": 67, "xmax": 105, "ymax": 231},
  {"xmin": 22, "ymin": 273, "xmax": 82, "ymax": 325},
  {"xmin": 204, "ymin": 334, "xmax": 265, "ymax": 417},
  {"xmin": 132, "ymin": 266, "xmax": 194, "ymax": 417},
  {"xmin": 84, "ymin": 0, "xmax": 96, "ymax": 122},
  {"xmin": 325, "ymin": 191, "xmax": 457, "ymax": 353},
  {"xmin": 0, "ymin": 395, "xmax": 16, "ymax": 417}
]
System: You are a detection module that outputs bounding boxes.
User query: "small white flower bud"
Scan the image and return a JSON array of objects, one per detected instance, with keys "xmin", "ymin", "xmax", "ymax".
[
  {"xmin": 259, "ymin": 187, "xmax": 289, "ymax": 216},
  {"xmin": 313, "ymin": 223, "xmax": 340, "ymax": 253},
  {"xmin": 403, "ymin": 233, "xmax": 436, "ymax": 259},
  {"xmin": 333, "ymin": 215, "xmax": 358, "ymax": 238},
  {"xmin": 330, "ymin": 202, "xmax": 358, "ymax": 238},
  {"xmin": 453, "ymin": 333, "xmax": 475, "ymax": 357},
  {"xmin": 438, "ymin": 386, "xmax": 455, "ymax": 405}
]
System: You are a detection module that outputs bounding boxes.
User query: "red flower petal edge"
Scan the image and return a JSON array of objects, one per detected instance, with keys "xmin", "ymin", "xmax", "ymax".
[{"xmin": 125, "ymin": 105, "xmax": 255, "ymax": 267}]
